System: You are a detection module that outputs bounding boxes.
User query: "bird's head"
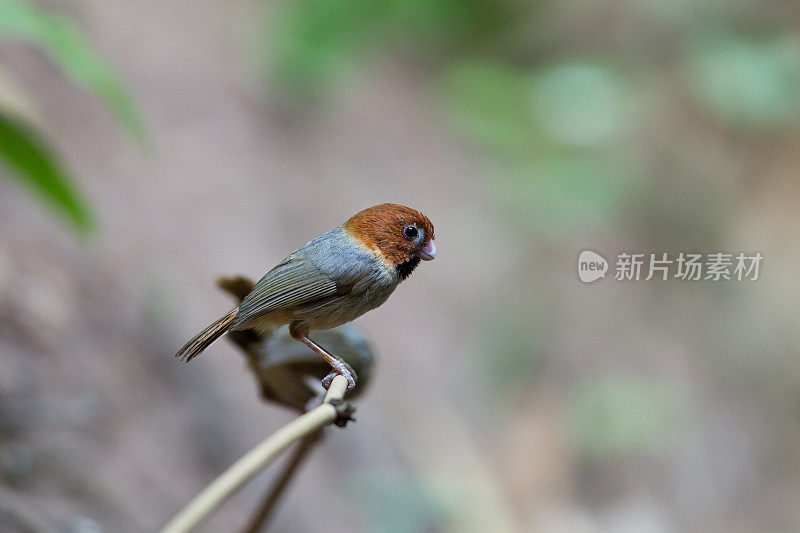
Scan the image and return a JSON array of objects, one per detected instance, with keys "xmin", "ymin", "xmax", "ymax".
[{"xmin": 343, "ymin": 203, "xmax": 436, "ymax": 279}]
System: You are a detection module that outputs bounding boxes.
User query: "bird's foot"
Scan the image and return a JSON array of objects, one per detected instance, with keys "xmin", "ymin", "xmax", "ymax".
[
  {"xmin": 322, "ymin": 363, "xmax": 357, "ymax": 392},
  {"xmin": 296, "ymin": 333, "xmax": 357, "ymax": 393}
]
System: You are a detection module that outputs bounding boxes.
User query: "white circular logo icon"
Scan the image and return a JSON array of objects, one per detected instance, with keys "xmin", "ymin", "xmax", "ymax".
[{"xmin": 578, "ymin": 250, "xmax": 608, "ymax": 283}]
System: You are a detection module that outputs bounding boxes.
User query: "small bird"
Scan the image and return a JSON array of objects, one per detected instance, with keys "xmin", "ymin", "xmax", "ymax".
[{"xmin": 176, "ymin": 203, "xmax": 436, "ymax": 391}]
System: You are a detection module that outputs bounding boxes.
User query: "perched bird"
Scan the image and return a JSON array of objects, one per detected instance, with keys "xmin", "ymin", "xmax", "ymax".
[
  {"xmin": 216, "ymin": 274, "xmax": 376, "ymax": 411},
  {"xmin": 176, "ymin": 203, "xmax": 436, "ymax": 391}
]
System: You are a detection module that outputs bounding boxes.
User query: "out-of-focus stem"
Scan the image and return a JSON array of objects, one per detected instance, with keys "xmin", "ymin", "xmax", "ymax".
[
  {"xmin": 160, "ymin": 375, "xmax": 349, "ymax": 533},
  {"xmin": 242, "ymin": 430, "xmax": 323, "ymax": 533}
]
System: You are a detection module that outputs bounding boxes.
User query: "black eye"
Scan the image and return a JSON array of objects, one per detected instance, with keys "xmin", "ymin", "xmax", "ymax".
[{"xmin": 403, "ymin": 225, "xmax": 418, "ymax": 240}]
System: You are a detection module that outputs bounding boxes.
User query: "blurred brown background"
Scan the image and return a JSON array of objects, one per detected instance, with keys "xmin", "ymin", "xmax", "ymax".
[{"xmin": 1, "ymin": 0, "xmax": 800, "ymax": 531}]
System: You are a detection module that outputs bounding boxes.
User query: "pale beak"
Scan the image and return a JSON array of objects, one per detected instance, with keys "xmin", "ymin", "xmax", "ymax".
[{"xmin": 418, "ymin": 240, "xmax": 436, "ymax": 261}]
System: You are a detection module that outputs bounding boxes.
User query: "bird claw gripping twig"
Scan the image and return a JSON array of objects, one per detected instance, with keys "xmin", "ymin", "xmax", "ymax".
[{"xmin": 321, "ymin": 357, "xmax": 357, "ymax": 392}]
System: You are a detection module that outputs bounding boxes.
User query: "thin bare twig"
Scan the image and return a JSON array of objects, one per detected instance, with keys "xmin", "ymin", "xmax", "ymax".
[
  {"xmin": 242, "ymin": 430, "xmax": 323, "ymax": 533},
  {"xmin": 160, "ymin": 375, "xmax": 353, "ymax": 533}
]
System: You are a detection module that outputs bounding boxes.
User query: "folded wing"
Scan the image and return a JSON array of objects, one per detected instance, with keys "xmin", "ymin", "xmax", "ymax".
[{"xmin": 231, "ymin": 254, "xmax": 340, "ymax": 329}]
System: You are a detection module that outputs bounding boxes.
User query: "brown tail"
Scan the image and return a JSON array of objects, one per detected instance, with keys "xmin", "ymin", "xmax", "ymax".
[{"xmin": 176, "ymin": 308, "xmax": 239, "ymax": 362}]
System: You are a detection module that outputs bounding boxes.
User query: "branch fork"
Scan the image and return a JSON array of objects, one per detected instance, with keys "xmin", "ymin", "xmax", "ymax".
[{"xmin": 160, "ymin": 375, "xmax": 353, "ymax": 533}]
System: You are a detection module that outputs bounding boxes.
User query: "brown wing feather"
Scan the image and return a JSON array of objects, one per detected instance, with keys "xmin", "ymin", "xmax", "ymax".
[{"xmin": 231, "ymin": 255, "xmax": 340, "ymax": 329}]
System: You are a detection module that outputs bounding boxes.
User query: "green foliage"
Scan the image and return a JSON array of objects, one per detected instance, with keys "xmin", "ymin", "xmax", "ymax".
[
  {"xmin": 440, "ymin": 59, "xmax": 638, "ymax": 232},
  {"xmin": 0, "ymin": 0, "xmax": 146, "ymax": 142},
  {"xmin": 270, "ymin": 0, "xmax": 642, "ymax": 232},
  {"xmin": 350, "ymin": 470, "xmax": 454, "ymax": 532},
  {"xmin": 495, "ymin": 152, "xmax": 635, "ymax": 231},
  {"xmin": 568, "ymin": 378, "xmax": 690, "ymax": 456},
  {"xmin": 532, "ymin": 63, "xmax": 629, "ymax": 147},
  {"xmin": 267, "ymin": 0, "xmax": 800, "ymax": 239},
  {"xmin": 268, "ymin": 0, "xmax": 515, "ymax": 99},
  {"xmin": 472, "ymin": 308, "xmax": 546, "ymax": 393},
  {"xmin": 269, "ymin": 0, "xmax": 367, "ymax": 99},
  {"xmin": 440, "ymin": 60, "xmax": 632, "ymax": 151},
  {"xmin": 0, "ymin": 0, "xmax": 147, "ymax": 234},
  {"xmin": 686, "ymin": 35, "xmax": 800, "ymax": 129},
  {"xmin": 0, "ymin": 110, "xmax": 91, "ymax": 232},
  {"xmin": 439, "ymin": 60, "xmax": 534, "ymax": 154}
]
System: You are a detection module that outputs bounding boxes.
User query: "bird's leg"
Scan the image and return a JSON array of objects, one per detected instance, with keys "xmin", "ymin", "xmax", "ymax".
[{"xmin": 297, "ymin": 335, "xmax": 357, "ymax": 392}]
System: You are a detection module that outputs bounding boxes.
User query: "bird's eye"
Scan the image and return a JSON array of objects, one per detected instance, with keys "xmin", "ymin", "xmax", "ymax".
[{"xmin": 403, "ymin": 225, "xmax": 419, "ymax": 240}]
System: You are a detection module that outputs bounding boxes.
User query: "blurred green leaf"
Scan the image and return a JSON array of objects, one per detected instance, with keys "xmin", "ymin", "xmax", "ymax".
[
  {"xmin": 0, "ymin": 110, "xmax": 92, "ymax": 233},
  {"xmin": 0, "ymin": 0, "xmax": 147, "ymax": 143},
  {"xmin": 268, "ymin": 0, "xmax": 516, "ymax": 100},
  {"xmin": 379, "ymin": 0, "xmax": 515, "ymax": 52},
  {"xmin": 441, "ymin": 59, "xmax": 632, "ymax": 153},
  {"xmin": 569, "ymin": 378, "xmax": 689, "ymax": 456},
  {"xmin": 686, "ymin": 35, "xmax": 800, "ymax": 129},
  {"xmin": 531, "ymin": 63, "xmax": 629, "ymax": 146},
  {"xmin": 440, "ymin": 59, "xmax": 639, "ymax": 233},
  {"xmin": 494, "ymin": 151, "xmax": 637, "ymax": 233},
  {"xmin": 473, "ymin": 308, "xmax": 546, "ymax": 393},
  {"xmin": 268, "ymin": 0, "xmax": 369, "ymax": 98},
  {"xmin": 349, "ymin": 470, "xmax": 454, "ymax": 533},
  {"xmin": 633, "ymin": 0, "xmax": 748, "ymax": 27},
  {"xmin": 439, "ymin": 60, "xmax": 535, "ymax": 154}
]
